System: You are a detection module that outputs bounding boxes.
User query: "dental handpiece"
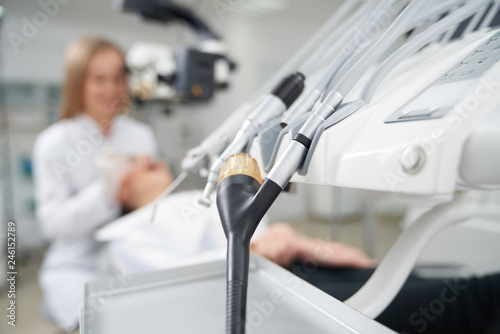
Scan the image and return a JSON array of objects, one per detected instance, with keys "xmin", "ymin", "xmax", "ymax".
[{"xmin": 198, "ymin": 72, "xmax": 306, "ymax": 207}]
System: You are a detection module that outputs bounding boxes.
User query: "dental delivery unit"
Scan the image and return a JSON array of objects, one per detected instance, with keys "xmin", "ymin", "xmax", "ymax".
[{"xmin": 82, "ymin": 1, "xmax": 500, "ymax": 333}]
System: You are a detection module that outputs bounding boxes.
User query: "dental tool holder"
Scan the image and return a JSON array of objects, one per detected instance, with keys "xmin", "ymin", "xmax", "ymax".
[{"xmin": 249, "ymin": 28, "xmax": 500, "ymax": 319}]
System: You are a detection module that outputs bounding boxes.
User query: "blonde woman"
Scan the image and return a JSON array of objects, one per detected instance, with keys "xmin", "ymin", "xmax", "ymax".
[{"xmin": 32, "ymin": 37, "xmax": 158, "ymax": 331}]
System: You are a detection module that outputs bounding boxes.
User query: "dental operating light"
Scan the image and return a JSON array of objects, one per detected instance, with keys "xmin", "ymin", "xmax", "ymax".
[{"xmin": 116, "ymin": 0, "xmax": 236, "ymax": 102}]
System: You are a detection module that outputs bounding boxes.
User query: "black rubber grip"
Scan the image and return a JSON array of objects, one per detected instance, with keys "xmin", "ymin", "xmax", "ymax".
[
  {"xmin": 271, "ymin": 72, "xmax": 306, "ymax": 108},
  {"xmin": 293, "ymin": 133, "xmax": 312, "ymax": 149}
]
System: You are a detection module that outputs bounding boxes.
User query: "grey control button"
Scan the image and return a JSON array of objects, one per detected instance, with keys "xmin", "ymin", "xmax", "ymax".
[{"xmin": 400, "ymin": 145, "xmax": 426, "ymax": 175}]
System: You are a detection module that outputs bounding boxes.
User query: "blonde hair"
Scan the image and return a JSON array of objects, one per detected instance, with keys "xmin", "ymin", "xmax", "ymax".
[{"xmin": 60, "ymin": 37, "xmax": 126, "ymax": 119}]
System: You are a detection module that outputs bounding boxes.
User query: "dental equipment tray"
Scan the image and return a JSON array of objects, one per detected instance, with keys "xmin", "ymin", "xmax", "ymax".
[{"xmin": 81, "ymin": 255, "xmax": 395, "ymax": 333}]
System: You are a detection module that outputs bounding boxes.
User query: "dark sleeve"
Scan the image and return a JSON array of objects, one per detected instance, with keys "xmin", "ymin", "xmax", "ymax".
[{"xmin": 286, "ymin": 263, "xmax": 500, "ymax": 334}]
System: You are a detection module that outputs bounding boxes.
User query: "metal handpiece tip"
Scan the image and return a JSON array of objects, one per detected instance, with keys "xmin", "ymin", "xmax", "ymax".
[{"xmin": 198, "ymin": 195, "xmax": 211, "ymax": 207}]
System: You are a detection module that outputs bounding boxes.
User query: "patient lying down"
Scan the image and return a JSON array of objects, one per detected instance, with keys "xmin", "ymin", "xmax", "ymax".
[{"xmin": 96, "ymin": 155, "xmax": 374, "ymax": 274}]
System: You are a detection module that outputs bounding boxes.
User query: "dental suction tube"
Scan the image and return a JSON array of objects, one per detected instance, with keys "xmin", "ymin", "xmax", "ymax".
[
  {"xmin": 215, "ymin": 89, "xmax": 342, "ymax": 334},
  {"xmin": 217, "ymin": 154, "xmax": 262, "ymax": 334}
]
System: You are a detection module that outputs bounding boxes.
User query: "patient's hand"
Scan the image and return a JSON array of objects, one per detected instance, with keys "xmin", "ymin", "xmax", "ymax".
[
  {"xmin": 250, "ymin": 222, "xmax": 375, "ymax": 269},
  {"xmin": 298, "ymin": 237, "xmax": 376, "ymax": 269},
  {"xmin": 250, "ymin": 223, "xmax": 299, "ymax": 267}
]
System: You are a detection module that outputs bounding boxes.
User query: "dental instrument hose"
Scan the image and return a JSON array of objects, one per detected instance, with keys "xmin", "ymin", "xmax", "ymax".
[
  {"xmin": 201, "ymin": 1, "xmax": 393, "ymax": 207},
  {"xmin": 268, "ymin": 0, "xmax": 429, "ymax": 190},
  {"xmin": 332, "ymin": 0, "xmax": 427, "ymax": 98},
  {"xmin": 279, "ymin": 0, "xmax": 402, "ymax": 128},
  {"xmin": 281, "ymin": 0, "xmax": 378, "ymax": 127},
  {"xmin": 315, "ymin": 0, "xmax": 404, "ymax": 94},
  {"xmin": 360, "ymin": 0, "xmax": 490, "ymax": 103}
]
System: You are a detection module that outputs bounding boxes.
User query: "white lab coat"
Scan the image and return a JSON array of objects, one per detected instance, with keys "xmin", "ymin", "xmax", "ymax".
[
  {"xmin": 32, "ymin": 113, "xmax": 157, "ymax": 331},
  {"xmin": 95, "ymin": 190, "xmax": 268, "ymax": 275}
]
